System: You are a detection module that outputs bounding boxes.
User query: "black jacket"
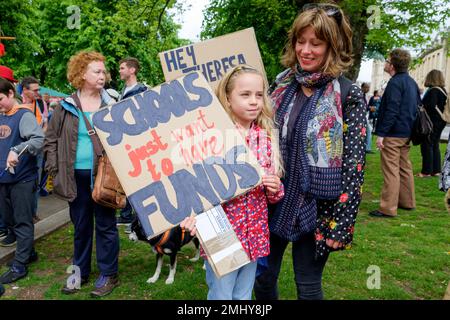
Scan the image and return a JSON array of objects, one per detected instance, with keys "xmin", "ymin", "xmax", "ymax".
[
  {"xmin": 423, "ymin": 86, "xmax": 447, "ymax": 125},
  {"xmin": 120, "ymin": 83, "xmax": 148, "ymax": 100},
  {"xmin": 375, "ymin": 72, "xmax": 420, "ymax": 138}
]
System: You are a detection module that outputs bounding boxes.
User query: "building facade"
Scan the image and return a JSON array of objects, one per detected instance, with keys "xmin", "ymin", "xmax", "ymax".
[
  {"xmin": 410, "ymin": 37, "xmax": 449, "ymax": 94},
  {"xmin": 370, "ymin": 58, "xmax": 391, "ymax": 94},
  {"xmin": 371, "ymin": 35, "xmax": 449, "ymax": 95}
]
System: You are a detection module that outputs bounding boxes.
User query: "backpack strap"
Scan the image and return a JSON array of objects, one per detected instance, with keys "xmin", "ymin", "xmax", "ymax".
[
  {"xmin": 433, "ymin": 86, "xmax": 448, "ymax": 98},
  {"xmin": 70, "ymin": 93, "xmax": 103, "ymax": 157}
]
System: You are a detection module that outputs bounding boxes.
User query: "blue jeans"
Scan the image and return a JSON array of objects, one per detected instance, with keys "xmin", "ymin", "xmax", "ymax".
[
  {"xmin": 205, "ymin": 260, "xmax": 257, "ymax": 300},
  {"xmin": 366, "ymin": 118, "xmax": 372, "ymax": 151},
  {"xmin": 119, "ymin": 199, "xmax": 133, "ymax": 220},
  {"xmin": 254, "ymin": 232, "xmax": 329, "ymax": 300}
]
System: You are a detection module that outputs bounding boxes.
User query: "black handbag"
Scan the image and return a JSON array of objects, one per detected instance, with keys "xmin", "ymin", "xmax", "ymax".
[{"xmin": 410, "ymin": 104, "xmax": 433, "ymax": 146}]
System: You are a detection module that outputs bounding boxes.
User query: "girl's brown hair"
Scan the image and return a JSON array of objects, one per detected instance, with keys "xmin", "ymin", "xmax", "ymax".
[{"xmin": 281, "ymin": 3, "xmax": 353, "ymax": 77}]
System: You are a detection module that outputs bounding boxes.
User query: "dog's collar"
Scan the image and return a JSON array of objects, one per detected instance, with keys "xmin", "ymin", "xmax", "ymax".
[{"xmin": 154, "ymin": 229, "xmax": 172, "ymax": 254}]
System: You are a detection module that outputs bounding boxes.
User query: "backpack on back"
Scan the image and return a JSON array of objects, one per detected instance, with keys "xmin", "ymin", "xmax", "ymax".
[
  {"xmin": 411, "ymin": 104, "xmax": 433, "ymax": 146},
  {"xmin": 433, "ymin": 87, "xmax": 450, "ymax": 123},
  {"xmin": 410, "ymin": 86, "xmax": 434, "ymax": 146}
]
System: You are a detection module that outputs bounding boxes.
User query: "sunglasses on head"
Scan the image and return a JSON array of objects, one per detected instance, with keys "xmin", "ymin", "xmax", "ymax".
[
  {"xmin": 230, "ymin": 65, "xmax": 257, "ymax": 74},
  {"xmin": 225, "ymin": 65, "xmax": 258, "ymax": 84},
  {"xmin": 225, "ymin": 64, "xmax": 258, "ymax": 87},
  {"xmin": 302, "ymin": 3, "xmax": 343, "ymax": 25}
]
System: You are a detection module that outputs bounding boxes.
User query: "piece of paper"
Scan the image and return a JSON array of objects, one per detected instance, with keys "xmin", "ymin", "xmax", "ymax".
[{"xmin": 195, "ymin": 205, "xmax": 250, "ymax": 278}]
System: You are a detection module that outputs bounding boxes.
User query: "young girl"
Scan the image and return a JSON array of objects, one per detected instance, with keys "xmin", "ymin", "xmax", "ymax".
[{"xmin": 181, "ymin": 65, "xmax": 284, "ymax": 300}]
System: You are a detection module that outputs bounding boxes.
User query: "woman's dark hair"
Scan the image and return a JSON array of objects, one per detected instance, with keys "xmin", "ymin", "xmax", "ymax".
[
  {"xmin": 373, "ymin": 90, "xmax": 379, "ymax": 96},
  {"xmin": 0, "ymin": 77, "xmax": 16, "ymax": 96}
]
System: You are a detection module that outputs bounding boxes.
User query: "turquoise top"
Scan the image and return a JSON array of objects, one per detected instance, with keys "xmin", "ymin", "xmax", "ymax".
[{"xmin": 74, "ymin": 111, "xmax": 94, "ymax": 170}]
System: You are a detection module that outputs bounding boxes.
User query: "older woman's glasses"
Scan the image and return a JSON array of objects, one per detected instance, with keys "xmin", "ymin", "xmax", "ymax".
[{"xmin": 302, "ymin": 3, "xmax": 343, "ymax": 25}]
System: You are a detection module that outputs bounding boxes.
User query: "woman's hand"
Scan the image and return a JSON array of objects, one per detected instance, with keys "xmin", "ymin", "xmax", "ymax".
[
  {"xmin": 262, "ymin": 174, "xmax": 281, "ymax": 194},
  {"xmin": 325, "ymin": 239, "xmax": 344, "ymax": 249},
  {"xmin": 180, "ymin": 216, "xmax": 197, "ymax": 236}
]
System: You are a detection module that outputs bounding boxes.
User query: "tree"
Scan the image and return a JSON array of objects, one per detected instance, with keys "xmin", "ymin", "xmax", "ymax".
[
  {"xmin": 0, "ymin": 0, "xmax": 189, "ymax": 92},
  {"xmin": 202, "ymin": 0, "xmax": 450, "ymax": 82},
  {"xmin": 0, "ymin": 0, "xmax": 41, "ymax": 76},
  {"xmin": 202, "ymin": 0, "xmax": 298, "ymax": 81}
]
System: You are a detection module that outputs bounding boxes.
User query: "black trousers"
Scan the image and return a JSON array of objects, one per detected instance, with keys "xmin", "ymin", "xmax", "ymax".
[
  {"xmin": 0, "ymin": 179, "xmax": 36, "ymax": 265},
  {"xmin": 421, "ymin": 122, "xmax": 446, "ymax": 175},
  {"xmin": 254, "ymin": 232, "xmax": 329, "ymax": 300},
  {"xmin": 69, "ymin": 170, "xmax": 119, "ymax": 278}
]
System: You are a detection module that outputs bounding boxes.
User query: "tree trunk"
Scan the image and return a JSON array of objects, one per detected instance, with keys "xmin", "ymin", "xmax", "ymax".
[
  {"xmin": 347, "ymin": 22, "xmax": 367, "ymax": 81},
  {"xmin": 39, "ymin": 64, "xmax": 47, "ymax": 87}
]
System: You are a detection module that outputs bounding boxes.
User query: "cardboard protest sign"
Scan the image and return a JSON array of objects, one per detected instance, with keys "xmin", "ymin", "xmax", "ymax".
[
  {"xmin": 159, "ymin": 27, "xmax": 266, "ymax": 90},
  {"xmin": 92, "ymin": 72, "xmax": 263, "ymax": 239}
]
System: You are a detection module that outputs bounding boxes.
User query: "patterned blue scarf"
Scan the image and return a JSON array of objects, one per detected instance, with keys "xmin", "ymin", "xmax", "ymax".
[{"xmin": 270, "ymin": 66, "xmax": 344, "ymax": 240}]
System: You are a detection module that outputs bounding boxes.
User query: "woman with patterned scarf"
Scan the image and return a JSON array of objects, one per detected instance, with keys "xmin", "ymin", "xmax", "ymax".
[{"xmin": 254, "ymin": 3, "xmax": 366, "ymax": 300}]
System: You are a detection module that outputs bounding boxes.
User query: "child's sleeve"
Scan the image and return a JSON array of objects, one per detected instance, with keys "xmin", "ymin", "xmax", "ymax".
[
  {"xmin": 15, "ymin": 112, "xmax": 45, "ymax": 156},
  {"xmin": 266, "ymin": 182, "xmax": 284, "ymax": 204}
]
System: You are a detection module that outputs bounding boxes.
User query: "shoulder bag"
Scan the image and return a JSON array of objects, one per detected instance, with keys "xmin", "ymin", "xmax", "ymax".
[{"xmin": 71, "ymin": 94, "xmax": 126, "ymax": 209}]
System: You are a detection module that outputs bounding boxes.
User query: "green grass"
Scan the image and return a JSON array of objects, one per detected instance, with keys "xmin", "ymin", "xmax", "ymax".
[{"xmin": 1, "ymin": 139, "xmax": 449, "ymax": 300}]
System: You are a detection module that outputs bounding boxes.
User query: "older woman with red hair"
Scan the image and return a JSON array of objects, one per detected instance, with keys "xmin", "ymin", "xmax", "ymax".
[{"xmin": 44, "ymin": 51, "xmax": 119, "ymax": 297}]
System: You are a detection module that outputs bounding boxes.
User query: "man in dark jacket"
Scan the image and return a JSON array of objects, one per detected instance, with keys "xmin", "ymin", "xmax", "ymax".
[
  {"xmin": 118, "ymin": 57, "xmax": 148, "ymax": 101},
  {"xmin": 370, "ymin": 49, "xmax": 419, "ymax": 218},
  {"xmin": 116, "ymin": 57, "xmax": 148, "ymax": 227}
]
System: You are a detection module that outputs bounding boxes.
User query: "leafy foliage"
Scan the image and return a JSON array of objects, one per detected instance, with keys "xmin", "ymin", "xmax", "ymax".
[
  {"xmin": 0, "ymin": 0, "xmax": 189, "ymax": 93},
  {"xmin": 365, "ymin": 0, "xmax": 450, "ymax": 58},
  {"xmin": 202, "ymin": 0, "xmax": 298, "ymax": 82},
  {"xmin": 201, "ymin": 0, "xmax": 450, "ymax": 82}
]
